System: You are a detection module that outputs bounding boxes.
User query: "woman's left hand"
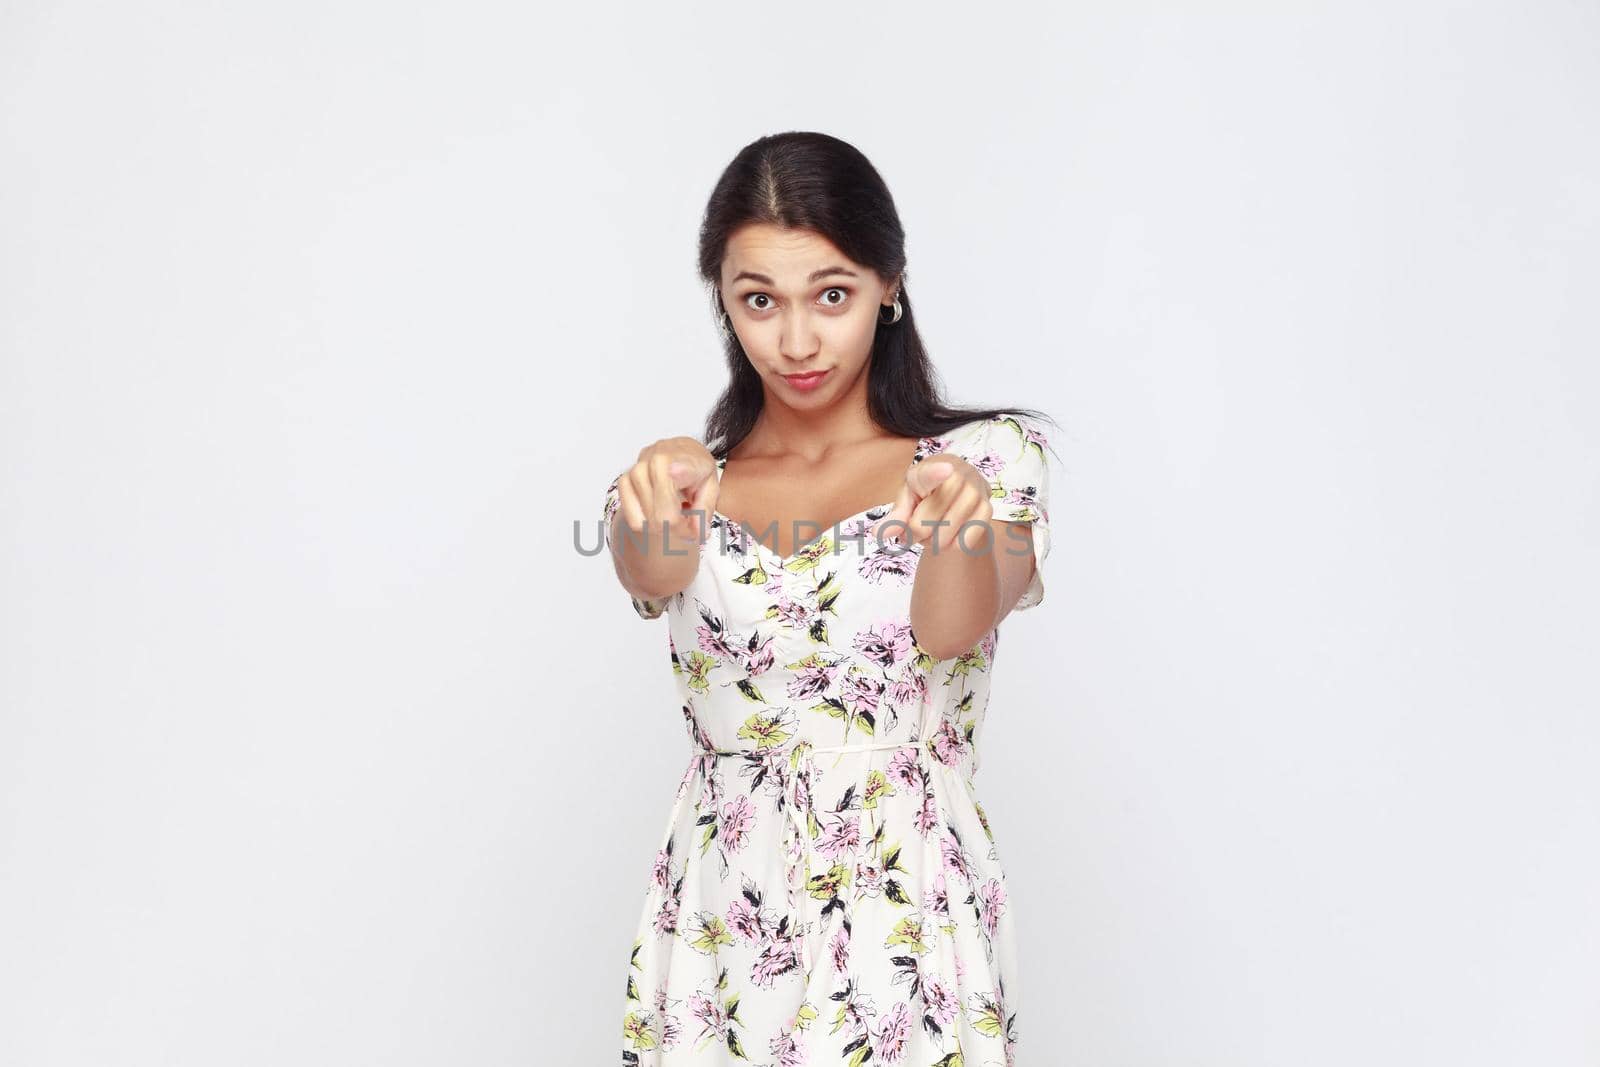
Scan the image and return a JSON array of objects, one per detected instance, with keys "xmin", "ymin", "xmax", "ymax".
[{"xmin": 877, "ymin": 451, "xmax": 994, "ymax": 554}]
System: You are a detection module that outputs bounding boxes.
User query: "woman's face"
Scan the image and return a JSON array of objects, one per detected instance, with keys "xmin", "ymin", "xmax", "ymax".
[{"xmin": 718, "ymin": 223, "xmax": 898, "ymax": 406}]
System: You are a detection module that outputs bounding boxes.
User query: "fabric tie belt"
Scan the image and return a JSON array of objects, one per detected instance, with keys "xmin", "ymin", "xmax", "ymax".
[{"xmin": 693, "ymin": 736, "xmax": 931, "ymax": 978}]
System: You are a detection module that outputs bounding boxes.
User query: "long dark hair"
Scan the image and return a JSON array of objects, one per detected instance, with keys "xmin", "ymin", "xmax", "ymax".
[{"xmin": 696, "ymin": 131, "xmax": 1058, "ymax": 460}]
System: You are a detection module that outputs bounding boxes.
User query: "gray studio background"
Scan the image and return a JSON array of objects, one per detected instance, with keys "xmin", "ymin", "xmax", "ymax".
[{"xmin": 2, "ymin": 2, "xmax": 1596, "ymax": 1065}]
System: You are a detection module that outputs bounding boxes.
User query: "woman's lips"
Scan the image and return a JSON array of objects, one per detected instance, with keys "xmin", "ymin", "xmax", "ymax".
[{"xmin": 782, "ymin": 369, "xmax": 830, "ymax": 392}]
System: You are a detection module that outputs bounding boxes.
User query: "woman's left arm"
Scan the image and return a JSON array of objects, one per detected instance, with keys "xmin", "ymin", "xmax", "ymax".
[
  {"xmin": 895, "ymin": 415, "xmax": 1053, "ymax": 658},
  {"xmin": 907, "ymin": 512, "xmax": 1038, "ymax": 659}
]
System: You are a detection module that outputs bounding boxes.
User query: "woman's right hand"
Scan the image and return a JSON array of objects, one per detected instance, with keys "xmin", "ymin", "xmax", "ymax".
[{"xmin": 610, "ymin": 437, "xmax": 721, "ymax": 551}]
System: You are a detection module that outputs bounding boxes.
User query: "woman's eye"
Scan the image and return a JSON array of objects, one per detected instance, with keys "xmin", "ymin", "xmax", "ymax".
[{"xmin": 741, "ymin": 289, "xmax": 850, "ymax": 313}]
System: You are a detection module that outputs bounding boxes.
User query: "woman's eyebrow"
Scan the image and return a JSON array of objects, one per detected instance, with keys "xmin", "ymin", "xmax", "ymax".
[{"xmin": 731, "ymin": 266, "xmax": 860, "ymax": 285}]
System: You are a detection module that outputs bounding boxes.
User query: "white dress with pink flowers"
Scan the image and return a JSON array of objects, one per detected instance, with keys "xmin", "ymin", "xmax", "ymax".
[{"xmin": 605, "ymin": 413, "xmax": 1052, "ymax": 1067}]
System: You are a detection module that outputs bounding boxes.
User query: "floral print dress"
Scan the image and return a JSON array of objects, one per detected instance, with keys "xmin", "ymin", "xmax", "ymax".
[{"xmin": 603, "ymin": 413, "xmax": 1052, "ymax": 1067}]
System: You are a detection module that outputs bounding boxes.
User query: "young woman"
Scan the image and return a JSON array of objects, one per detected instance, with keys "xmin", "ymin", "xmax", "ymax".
[{"xmin": 605, "ymin": 131, "xmax": 1055, "ymax": 1066}]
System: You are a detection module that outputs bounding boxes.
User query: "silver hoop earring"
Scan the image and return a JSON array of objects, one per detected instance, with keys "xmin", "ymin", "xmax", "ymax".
[
  {"xmin": 718, "ymin": 312, "xmax": 732, "ymax": 340},
  {"xmin": 879, "ymin": 296, "xmax": 903, "ymax": 325}
]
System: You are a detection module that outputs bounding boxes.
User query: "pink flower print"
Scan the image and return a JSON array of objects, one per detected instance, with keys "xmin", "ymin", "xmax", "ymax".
[
  {"xmin": 786, "ymin": 657, "xmax": 842, "ymax": 700},
  {"xmin": 921, "ymin": 973, "xmax": 959, "ymax": 1026},
  {"xmin": 726, "ymin": 894, "xmax": 766, "ymax": 944},
  {"xmin": 651, "ymin": 847, "xmax": 672, "ymax": 891},
  {"xmin": 695, "ymin": 621, "xmax": 738, "ymax": 659},
  {"xmin": 770, "ymin": 1029, "xmax": 807, "ymax": 1067},
  {"xmin": 750, "ymin": 932, "xmax": 802, "ymax": 988},
  {"xmin": 828, "ymin": 921, "xmax": 851, "ymax": 974},
  {"xmin": 976, "ymin": 877, "xmax": 1007, "ymax": 938},
  {"xmin": 871, "ymin": 1001, "xmax": 913, "ymax": 1065},
  {"xmin": 981, "ymin": 629, "xmax": 997, "ymax": 658},
  {"xmin": 967, "ymin": 448, "xmax": 1005, "ymax": 481},
  {"xmin": 839, "ymin": 668, "xmax": 885, "ymax": 717},
  {"xmin": 1000, "ymin": 483, "xmax": 1041, "ymax": 517},
  {"xmin": 922, "ymin": 871, "xmax": 950, "ymax": 916},
  {"xmin": 886, "ymin": 669, "xmax": 928, "ymax": 710},
  {"xmin": 929, "ymin": 717, "xmax": 966, "ymax": 767},
  {"xmin": 815, "ymin": 809, "xmax": 861, "ymax": 860},
  {"xmin": 954, "ymin": 952, "xmax": 967, "ymax": 983},
  {"xmin": 652, "ymin": 986, "xmax": 683, "ymax": 1049},
  {"xmin": 852, "ymin": 619, "xmax": 915, "ymax": 670},
  {"xmin": 914, "ymin": 782, "xmax": 940, "ymax": 835},
  {"xmin": 887, "ymin": 748, "xmax": 923, "ymax": 790},
  {"xmin": 688, "ymin": 989, "xmax": 729, "ymax": 1037},
  {"xmin": 859, "ymin": 542, "xmax": 919, "ymax": 584},
  {"xmin": 653, "ymin": 894, "xmax": 680, "ymax": 936},
  {"xmin": 738, "ymin": 630, "xmax": 778, "ymax": 677},
  {"xmin": 719, "ymin": 793, "xmax": 755, "ymax": 854},
  {"xmin": 941, "ymin": 831, "xmax": 973, "ymax": 885}
]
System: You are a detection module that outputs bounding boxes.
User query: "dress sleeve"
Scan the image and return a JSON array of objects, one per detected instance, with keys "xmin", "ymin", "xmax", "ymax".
[
  {"xmin": 959, "ymin": 414, "xmax": 1053, "ymax": 611},
  {"xmin": 602, "ymin": 471, "xmax": 670, "ymax": 621}
]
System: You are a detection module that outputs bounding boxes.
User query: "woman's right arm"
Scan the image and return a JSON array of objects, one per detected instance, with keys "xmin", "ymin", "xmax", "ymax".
[{"xmin": 603, "ymin": 438, "xmax": 719, "ymax": 610}]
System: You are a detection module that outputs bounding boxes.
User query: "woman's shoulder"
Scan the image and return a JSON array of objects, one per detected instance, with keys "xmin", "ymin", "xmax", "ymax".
[{"xmin": 924, "ymin": 411, "xmax": 1046, "ymax": 459}]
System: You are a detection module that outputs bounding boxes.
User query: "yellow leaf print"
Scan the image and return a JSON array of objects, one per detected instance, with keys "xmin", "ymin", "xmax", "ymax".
[
  {"xmin": 687, "ymin": 912, "xmax": 734, "ymax": 954},
  {"xmin": 622, "ymin": 1011, "xmax": 659, "ymax": 1050},
  {"xmin": 806, "ymin": 861, "xmax": 851, "ymax": 900},
  {"xmin": 974, "ymin": 799, "xmax": 994, "ymax": 842},
  {"xmin": 945, "ymin": 648, "xmax": 986, "ymax": 677},
  {"xmin": 732, "ymin": 562, "xmax": 769, "ymax": 585},
  {"xmin": 726, "ymin": 1027, "xmax": 750, "ymax": 1059},
  {"xmin": 783, "ymin": 537, "xmax": 833, "ymax": 573},
  {"xmin": 813, "ymin": 697, "xmax": 848, "ymax": 721},
  {"xmin": 736, "ymin": 711, "xmax": 793, "ymax": 748},
  {"xmin": 862, "ymin": 768, "xmax": 892, "ymax": 809},
  {"xmin": 683, "ymin": 651, "xmax": 716, "ymax": 693},
  {"xmin": 972, "ymin": 998, "xmax": 1005, "ymax": 1036},
  {"xmin": 884, "ymin": 914, "xmax": 930, "ymax": 954}
]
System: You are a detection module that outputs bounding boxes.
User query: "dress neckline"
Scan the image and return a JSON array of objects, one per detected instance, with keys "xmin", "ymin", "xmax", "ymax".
[{"xmin": 711, "ymin": 435, "xmax": 934, "ymax": 565}]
